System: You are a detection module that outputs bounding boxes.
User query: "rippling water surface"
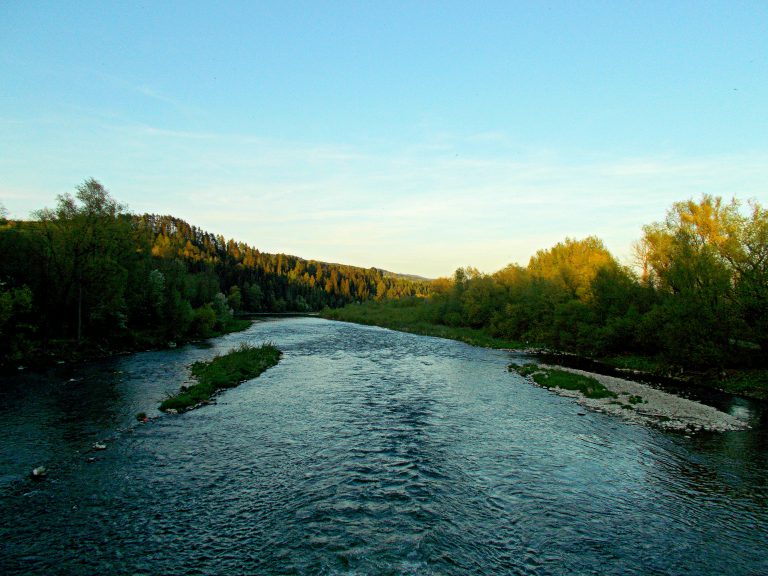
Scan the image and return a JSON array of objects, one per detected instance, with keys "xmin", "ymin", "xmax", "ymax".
[{"xmin": 1, "ymin": 317, "xmax": 767, "ymax": 575}]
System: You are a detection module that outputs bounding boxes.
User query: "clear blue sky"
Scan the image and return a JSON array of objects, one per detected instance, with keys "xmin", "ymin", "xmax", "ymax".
[{"xmin": 2, "ymin": 1, "xmax": 766, "ymax": 277}]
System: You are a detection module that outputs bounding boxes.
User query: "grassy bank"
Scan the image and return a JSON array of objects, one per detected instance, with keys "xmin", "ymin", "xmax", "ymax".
[
  {"xmin": 160, "ymin": 343, "xmax": 282, "ymax": 412},
  {"xmin": 323, "ymin": 300, "xmax": 768, "ymax": 400},
  {"xmin": 712, "ymin": 370, "xmax": 768, "ymax": 400},
  {"xmin": 600, "ymin": 355, "xmax": 768, "ymax": 400},
  {"xmin": 321, "ymin": 299, "xmax": 526, "ymax": 350},
  {"xmin": 509, "ymin": 363, "xmax": 617, "ymax": 399}
]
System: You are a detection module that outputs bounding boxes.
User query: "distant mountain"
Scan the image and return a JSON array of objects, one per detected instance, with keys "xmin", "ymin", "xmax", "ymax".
[{"xmin": 380, "ymin": 269, "xmax": 433, "ymax": 282}]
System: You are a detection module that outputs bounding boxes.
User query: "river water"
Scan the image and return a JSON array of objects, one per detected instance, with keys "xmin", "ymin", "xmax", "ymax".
[{"xmin": 1, "ymin": 317, "xmax": 766, "ymax": 575}]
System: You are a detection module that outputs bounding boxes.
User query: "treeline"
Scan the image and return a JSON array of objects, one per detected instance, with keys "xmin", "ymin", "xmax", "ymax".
[
  {"xmin": 378, "ymin": 195, "xmax": 766, "ymax": 372},
  {"xmin": 0, "ymin": 179, "xmax": 428, "ymax": 364}
]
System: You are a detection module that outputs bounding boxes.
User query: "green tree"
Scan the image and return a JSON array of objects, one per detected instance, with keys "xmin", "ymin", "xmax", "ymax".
[
  {"xmin": 243, "ymin": 283, "xmax": 263, "ymax": 310},
  {"xmin": 731, "ymin": 201, "xmax": 768, "ymax": 351},
  {"xmin": 461, "ymin": 274, "xmax": 502, "ymax": 328},
  {"xmin": 640, "ymin": 195, "xmax": 751, "ymax": 367},
  {"xmin": 147, "ymin": 269, "xmax": 166, "ymax": 321},
  {"xmin": 0, "ymin": 282, "xmax": 34, "ymax": 361},
  {"xmin": 227, "ymin": 286, "xmax": 242, "ymax": 312},
  {"xmin": 191, "ymin": 304, "xmax": 216, "ymax": 336},
  {"xmin": 33, "ymin": 179, "xmax": 134, "ymax": 343},
  {"xmin": 211, "ymin": 292, "xmax": 233, "ymax": 328}
]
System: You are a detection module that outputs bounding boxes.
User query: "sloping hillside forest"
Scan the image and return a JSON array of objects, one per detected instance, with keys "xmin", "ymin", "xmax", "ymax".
[
  {"xmin": 324, "ymin": 195, "xmax": 768, "ymax": 394},
  {"xmin": 1, "ymin": 179, "xmax": 766, "ymax": 392},
  {"xmin": 0, "ymin": 179, "xmax": 427, "ymax": 365}
]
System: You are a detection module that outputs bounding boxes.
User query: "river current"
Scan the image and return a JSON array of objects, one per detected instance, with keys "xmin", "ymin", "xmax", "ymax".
[{"xmin": 1, "ymin": 317, "xmax": 766, "ymax": 575}]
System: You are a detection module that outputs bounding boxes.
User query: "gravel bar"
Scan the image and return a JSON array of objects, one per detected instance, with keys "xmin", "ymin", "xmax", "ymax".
[{"xmin": 537, "ymin": 364, "xmax": 750, "ymax": 432}]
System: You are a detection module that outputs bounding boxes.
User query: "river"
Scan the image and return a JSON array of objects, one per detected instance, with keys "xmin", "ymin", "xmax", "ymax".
[{"xmin": 1, "ymin": 317, "xmax": 766, "ymax": 575}]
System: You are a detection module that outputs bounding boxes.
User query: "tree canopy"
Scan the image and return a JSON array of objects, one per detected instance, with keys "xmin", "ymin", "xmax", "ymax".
[
  {"xmin": 1, "ymin": 183, "xmax": 764, "ymax": 376},
  {"xmin": 402, "ymin": 195, "xmax": 766, "ymax": 372},
  {"xmin": 0, "ymin": 179, "xmax": 429, "ymax": 364}
]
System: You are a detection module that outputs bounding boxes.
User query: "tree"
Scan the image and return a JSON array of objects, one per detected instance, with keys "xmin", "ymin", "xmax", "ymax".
[
  {"xmin": 461, "ymin": 274, "xmax": 502, "ymax": 328},
  {"xmin": 211, "ymin": 292, "xmax": 233, "ymax": 328},
  {"xmin": 527, "ymin": 237, "xmax": 616, "ymax": 301},
  {"xmin": 243, "ymin": 282, "xmax": 263, "ymax": 310},
  {"xmin": 638, "ymin": 195, "xmax": 760, "ymax": 367},
  {"xmin": 147, "ymin": 269, "xmax": 166, "ymax": 321},
  {"xmin": 33, "ymin": 179, "xmax": 133, "ymax": 343},
  {"xmin": 375, "ymin": 279, "xmax": 387, "ymax": 301},
  {"xmin": 0, "ymin": 282, "xmax": 34, "ymax": 361},
  {"xmin": 731, "ymin": 201, "xmax": 768, "ymax": 350},
  {"xmin": 191, "ymin": 303, "xmax": 216, "ymax": 336},
  {"xmin": 227, "ymin": 286, "xmax": 242, "ymax": 312}
]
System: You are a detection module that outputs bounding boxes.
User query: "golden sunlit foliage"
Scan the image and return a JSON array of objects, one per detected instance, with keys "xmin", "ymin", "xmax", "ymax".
[
  {"xmin": 1, "ymin": 182, "xmax": 765, "ymax": 378},
  {"xmin": 343, "ymin": 195, "xmax": 766, "ymax": 373},
  {"xmin": 527, "ymin": 236, "xmax": 616, "ymax": 301}
]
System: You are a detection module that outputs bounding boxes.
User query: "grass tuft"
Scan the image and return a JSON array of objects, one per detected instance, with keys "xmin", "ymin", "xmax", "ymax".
[
  {"xmin": 511, "ymin": 363, "xmax": 617, "ymax": 400},
  {"xmin": 509, "ymin": 364, "xmax": 541, "ymax": 377}
]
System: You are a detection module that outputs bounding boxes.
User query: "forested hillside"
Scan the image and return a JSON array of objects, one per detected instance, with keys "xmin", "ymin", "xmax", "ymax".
[
  {"xmin": 0, "ymin": 179, "xmax": 428, "ymax": 365},
  {"xmin": 2, "ymin": 179, "xmax": 765, "ymax": 388}
]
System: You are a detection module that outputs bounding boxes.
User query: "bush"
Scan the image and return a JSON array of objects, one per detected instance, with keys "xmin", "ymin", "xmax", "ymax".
[{"xmin": 191, "ymin": 303, "xmax": 216, "ymax": 337}]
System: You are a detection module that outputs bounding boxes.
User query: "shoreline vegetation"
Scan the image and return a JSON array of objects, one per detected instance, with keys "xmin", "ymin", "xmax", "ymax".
[
  {"xmin": 2, "ymin": 182, "xmax": 765, "ymax": 404},
  {"xmin": 509, "ymin": 363, "xmax": 749, "ymax": 432},
  {"xmin": 322, "ymin": 194, "xmax": 767, "ymax": 401},
  {"xmin": 510, "ymin": 363, "xmax": 617, "ymax": 399},
  {"xmin": 320, "ymin": 299, "xmax": 767, "ymax": 401},
  {"xmin": 320, "ymin": 300, "xmax": 527, "ymax": 350},
  {"xmin": 1, "ymin": 316, "xmax": 254, "ymax": 374},
  {"xmin": 0, "ymin": 179, "xmax": 428, "ymax": 371},
  {"xmin": 160, "ymin": 343, "xmax": 282, "ymax": 413}
]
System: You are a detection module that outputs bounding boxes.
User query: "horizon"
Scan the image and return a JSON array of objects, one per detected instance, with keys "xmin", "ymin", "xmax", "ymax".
[{"xmin": 2, "ymin": 1, "xmax": 767, "ymax": 277}]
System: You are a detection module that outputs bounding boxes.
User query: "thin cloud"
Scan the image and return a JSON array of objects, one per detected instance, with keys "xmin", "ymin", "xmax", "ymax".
[
  {"xmin": 7, "ymin": 116, "xmax": 767, "ymax": 276},
  {"xmin": 95, "ymin": 72, "xmax": 203, "ymax": 117}
]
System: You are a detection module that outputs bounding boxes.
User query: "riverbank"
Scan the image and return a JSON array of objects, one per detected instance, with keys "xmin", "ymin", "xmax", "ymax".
[
  {"xmin": 321, "ymin": 302, "xmax": 767, "ymax": 400},
  {"xmin": 321, "ymin": 303, "xmax": 525, "ymax": 349},
  {"xmin": 2, "ymin": 317, "xmax": 254, "ymax": 374},
  {"xmin": 510, "ymin": 364, "xmax": 749, "ymax": 432},
  {"xmin": 4, "ymin": 316, "xmax": 767, "ymax": 575},
  {"xmin": 160, "ymin": 343, "xmax": 282, "ymax": 413}
]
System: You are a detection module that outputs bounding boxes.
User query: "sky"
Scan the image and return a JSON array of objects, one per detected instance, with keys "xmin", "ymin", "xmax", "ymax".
[{"xmin": 1, "ymin": 1, "xmax": 767, "ymax": 277}]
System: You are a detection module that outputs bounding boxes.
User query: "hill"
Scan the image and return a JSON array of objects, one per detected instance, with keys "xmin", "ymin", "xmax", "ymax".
[{"xmin": 0, "ymin": 180, "xmax": 430, "ymax": 365}]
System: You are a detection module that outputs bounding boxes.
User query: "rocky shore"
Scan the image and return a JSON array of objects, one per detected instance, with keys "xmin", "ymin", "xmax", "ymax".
[{"xmin": 536, "ymin": 364, "xmax": 750, "ymax": 432}]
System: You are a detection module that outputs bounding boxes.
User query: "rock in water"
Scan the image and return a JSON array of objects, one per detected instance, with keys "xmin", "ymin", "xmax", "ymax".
[{"xmin": 30, "ymin": 466, "xmax": 47, "ymax": 480}]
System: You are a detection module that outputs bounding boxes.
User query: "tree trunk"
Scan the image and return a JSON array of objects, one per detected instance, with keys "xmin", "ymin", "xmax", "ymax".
[{"xmin": 77, "ymin": 276, "xmax": 82, "ymax": 345}]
